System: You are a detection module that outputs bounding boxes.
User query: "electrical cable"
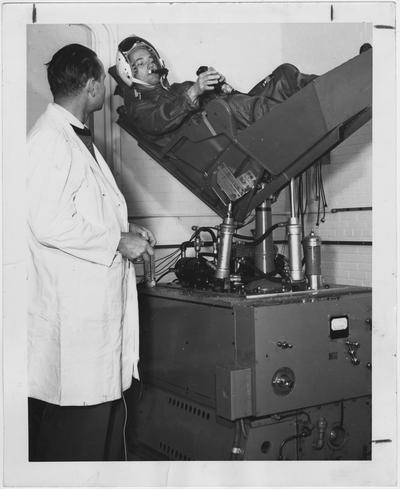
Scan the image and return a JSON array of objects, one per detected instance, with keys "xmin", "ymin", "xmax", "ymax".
[
  {"xmin": 154, "ymin": 227, "xmax": 213, "ymax": 280},
  {"xmin": 278, "ymin": 426, "xmax": 312, "ymax": 460},
  {"xmin": 339, "ymin": 400, "xmax": 344, "ymax": 428},
  {"xmin": 304, "ymin": 168, "xmax": 310, "ymax": 215},
  {"xmin": 155, "ymin": 250, "xmax": 180, "ymax": 263},
  {"xmin": 155, "ymin": 249, "xmax": 181, "ymax": 265},
  {"xmin": 240, "ymin": 418, "xmax": 248, "ymax": 439},
  {"xmin": 156, "ymin": 268, "xmax": 176, "ymax": 283},
  {"xmin": 154, "ymin": 227, "xmax": 217, "ymax": 279},
  {"xmin": 296, "ymin": 173, "xmax": 309, "ymax": 238},
  {"xmin": 315, "ymin": 164, "xmax": 320, "ymax": 226},
  {"xmin": 155, "ymin": 256, "xmax": 180, "ymax": 275},
  {"xmin": 155, "ymin": 249, "xmax": 180, "ymax": 264},
  {"xmin": 155, "ymin": 263, "xmax": 178, "ymax": 276},
  {"xmin": 230, "ymin": 420, "xmax": 244, "ymax": 460},
  {"xmin": 155, "ymin": 247, "xmax": 181, "ymax": 261},
  {"xmin": 273, "ymin": 410, "xmax": 312, "ymax": 425},
  {"xmin": 297, "ymin": 175, "xmax": 303, "ymax": 236},
  {"xmin": 157, "ymin": 265, "xmax": 178, "ymax": 277},
  {"xmin": 155, "ymin": 250, "xmax": 181, "ymax": 273},
  {"xmin": 118, "ymin": 262, "xmax": 130, "ymax": 462},
  {"xmin": 243, "ymin": 257, "xmax": 289, "ymax": 283},
  {"xmin": 122, "ymin": 392, "xmax": 128, "ymax": 461},
  {"xmin": 314, "ymin": 162, "xmax": 328, "ymax": 227},
  {"xmin": 319, "ymin": 165, "xmax": 327, "ymax": 222},
  {"xmin": 236, "ymin": 214, "xmax": 256, "ymax": 229}
]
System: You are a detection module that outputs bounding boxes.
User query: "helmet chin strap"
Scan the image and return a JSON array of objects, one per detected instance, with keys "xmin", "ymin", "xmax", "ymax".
[
  {"xmin": 160, "ymin": 77, "xmax": 170, "ymax": 90},
  {"xmin": 132, "ymin": 78, "xmax": 153, "ymax": 87}
]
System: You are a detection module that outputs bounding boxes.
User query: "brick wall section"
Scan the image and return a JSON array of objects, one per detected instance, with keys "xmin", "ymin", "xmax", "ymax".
[
  {"xmin": 277, "ymin": 23, "xmax": 373, "ymax": 287},
  {"xmin": 319, "ymin": 121, "xmax": 372, "ymax": 287},
  {"xmin": 272, "ymin": 121, "xmax": 372, "ymax": 286}
]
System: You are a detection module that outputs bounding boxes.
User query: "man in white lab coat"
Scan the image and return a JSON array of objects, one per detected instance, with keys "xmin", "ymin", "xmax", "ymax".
[{"xmin": 27, "ymin": 43, "xmax": 155, "ymax": 461}]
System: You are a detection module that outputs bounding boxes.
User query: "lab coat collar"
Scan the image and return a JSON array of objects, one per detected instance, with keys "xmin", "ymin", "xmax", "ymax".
[
  {"xmin": 50, "ymin": 103, "xmax": 127, "ymax": 212},
  {"xmin": 44, "ymin": 103, "xmax": 125, "ymax": 204},
  {"xmin": 51, "ymin": 102, "xmax": 88, "ymax": 130}
]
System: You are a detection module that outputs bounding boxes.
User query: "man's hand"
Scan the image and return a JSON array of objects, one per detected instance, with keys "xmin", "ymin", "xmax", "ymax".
[
  {"xmin": 129, "ymin": 223, "xmax": 157, "ymax": 247},
  {"xmin": 187, "ymin": 67, "xmax": 225, "ymax": 102},
  {"xmin": 118, "ymin": 232, "xmax": 154, "ymax": 262}
]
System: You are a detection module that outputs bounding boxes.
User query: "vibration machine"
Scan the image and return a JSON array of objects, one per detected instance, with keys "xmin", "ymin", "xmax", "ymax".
[{"xmin": 112, "ymin": 50, "xmax": 373, "ymax": 460}]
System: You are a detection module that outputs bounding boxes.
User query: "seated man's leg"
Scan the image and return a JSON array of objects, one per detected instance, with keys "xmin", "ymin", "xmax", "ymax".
[{"xmin": 248, "ymin": 63, "xmax": 317, "ymax": 103}]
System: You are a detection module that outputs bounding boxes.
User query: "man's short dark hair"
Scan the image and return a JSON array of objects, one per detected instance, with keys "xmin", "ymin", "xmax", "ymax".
[{"xmin": 46, "ymin": 44, "xmax": 103, "ymax": 97}]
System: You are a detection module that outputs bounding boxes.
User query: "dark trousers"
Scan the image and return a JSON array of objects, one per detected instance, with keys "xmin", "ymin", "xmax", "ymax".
[
  {"xmin": 248, "ymin": 63, "xmax": 317, "ymax": 101},
  {"xmin": 28, "ymin": 396, "xmax": 126, "ymax": 461}
]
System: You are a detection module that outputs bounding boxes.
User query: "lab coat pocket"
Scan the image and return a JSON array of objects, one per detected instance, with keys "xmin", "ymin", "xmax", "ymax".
[{"xmin": 76, "ymin": 255, "xmax": 124, "ymax": 322}]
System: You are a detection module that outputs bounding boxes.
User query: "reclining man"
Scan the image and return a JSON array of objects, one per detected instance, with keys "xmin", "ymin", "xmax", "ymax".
[{"xmin": 113, "ymin": 35, "xmax": 317, "ymax": 149}]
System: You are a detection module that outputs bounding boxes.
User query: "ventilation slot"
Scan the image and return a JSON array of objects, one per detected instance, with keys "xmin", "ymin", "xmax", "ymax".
[
  {"xmin": 159, "ymin": 441, "xmax": 194, "ymax": 461},
  {"xmin": 168, "ymin": 396, "xmax": 211, "ymax": 420}
]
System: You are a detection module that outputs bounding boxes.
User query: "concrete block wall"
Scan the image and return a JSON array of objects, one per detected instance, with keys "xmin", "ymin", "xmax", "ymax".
[
  {"xmin": 271, "ymin": 119, "xmax": 372, "ymax": 287},
  {"xmin": 319, "ymin": 119, "xmax": 372, "ymax": 286}
]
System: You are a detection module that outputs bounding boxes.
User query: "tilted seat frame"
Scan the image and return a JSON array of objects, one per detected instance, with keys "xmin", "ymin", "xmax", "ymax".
[{"xmin": 110, "ymin": 49, "xmax": 372, "ymax": 223}]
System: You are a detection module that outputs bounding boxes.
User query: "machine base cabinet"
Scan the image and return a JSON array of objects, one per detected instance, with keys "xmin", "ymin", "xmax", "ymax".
[
  {"xmin": 126, "ymin": 285, "xmax": 372, "ymax": 461},
  {"xmin": 127, "ymin": 385, "xmax": 371, "ymax": 460}
]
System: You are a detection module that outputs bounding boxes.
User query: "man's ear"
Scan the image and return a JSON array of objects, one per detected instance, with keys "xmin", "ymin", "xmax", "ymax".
[{"xmin": 86, "ymin": 78, "xmax": 96, "ymax": 97}]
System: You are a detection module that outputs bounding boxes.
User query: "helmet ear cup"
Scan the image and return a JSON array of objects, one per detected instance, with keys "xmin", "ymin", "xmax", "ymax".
[{"xmin": 116, "ymin": 51, "xmax": 134, "ymax": 87}]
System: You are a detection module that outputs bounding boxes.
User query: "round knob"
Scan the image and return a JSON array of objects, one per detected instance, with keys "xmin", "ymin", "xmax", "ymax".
[
  {"xmin": 272, "ymin": 367, "xmax": 295, "ymax": 396},
  {"xmin": 273, "ymin": 375, "xmax": 293, "ymax": 388}
]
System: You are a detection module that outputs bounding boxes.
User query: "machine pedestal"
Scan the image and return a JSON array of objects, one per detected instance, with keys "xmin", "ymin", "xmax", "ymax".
[{"xmin": 126, "ymin": 284, "xmax": 372, "ymax": 460}]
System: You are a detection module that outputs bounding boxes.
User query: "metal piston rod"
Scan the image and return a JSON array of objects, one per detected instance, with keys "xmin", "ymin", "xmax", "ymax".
[
  {"xmin": 255, "ymin": 197, "xmax": 274, "ymax": 274},
  {"xmin": 215, "ymin": 203, "xmax": 235, "ymax": 282},
  {"xmin": 287, "ymin": 179, "xmax": 304, "ymax": 282}
]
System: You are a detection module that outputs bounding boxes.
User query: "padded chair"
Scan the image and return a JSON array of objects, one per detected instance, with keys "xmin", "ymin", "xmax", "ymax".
[{"xmin": 109, "ymin": 49, "xmax": 371, "ymax": 223}]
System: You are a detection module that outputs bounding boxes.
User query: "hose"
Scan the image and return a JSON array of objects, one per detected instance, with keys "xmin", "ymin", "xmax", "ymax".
[
  {"xmin": 278, "ymin": 426, "xmax": 312, "ymax": 460},
  {"xmin": 247, "ymin": 222, "xmax": 287, "ymax": 247},
  {"xmin": 230, "ymin": 420, "xmax": 245, "ymax": 460},
  {"xmin": 191, "ymin": 226, "xmax": 217, "ymax": 242},
  {"xmin": 233, "ymin": 233, "xmax": 255, "ymax": 240}
]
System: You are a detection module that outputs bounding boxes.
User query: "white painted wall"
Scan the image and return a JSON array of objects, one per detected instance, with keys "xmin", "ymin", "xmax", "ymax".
[{"xmin": 27, "ymin": 24, "xmax": 92, "ymax": 133}]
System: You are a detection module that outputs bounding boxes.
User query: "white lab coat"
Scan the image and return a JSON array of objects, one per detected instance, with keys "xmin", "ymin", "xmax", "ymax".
[{"xmin": 27, "ymin": 103, "xmax": 139, "ymax": 406}]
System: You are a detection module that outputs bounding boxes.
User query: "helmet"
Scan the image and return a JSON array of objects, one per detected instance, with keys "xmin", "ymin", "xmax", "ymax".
[{"xmin": 116, "ymin": 35, "xmax": 169, "ymax": 88}]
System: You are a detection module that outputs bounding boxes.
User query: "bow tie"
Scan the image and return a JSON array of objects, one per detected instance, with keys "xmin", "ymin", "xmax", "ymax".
[{"xmin": 71, "ymin": 124, "xmax": 92, "ymax": 137}]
